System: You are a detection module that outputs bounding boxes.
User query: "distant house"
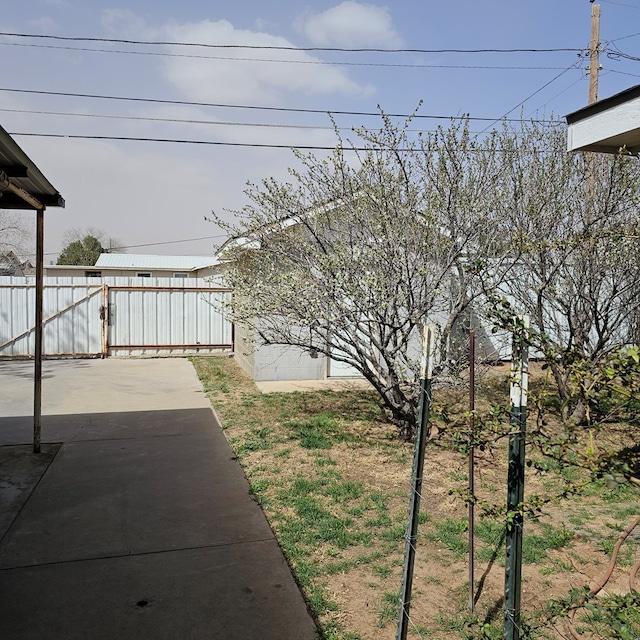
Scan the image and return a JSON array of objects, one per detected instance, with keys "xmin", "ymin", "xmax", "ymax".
[
  {"xmin": 44, "ymin": 253, "xmax": 220, "ymax": 279},
  {"xmin": 566, "ymin": 84, "xmax": 640, "ymax": 154},
  {"xmin": 216, "ymin": 208, "xmax": 503, "ymax": 383},
  {"xmin": 0, "ymin": 251, "xmax": 33, "ymax": 276}
]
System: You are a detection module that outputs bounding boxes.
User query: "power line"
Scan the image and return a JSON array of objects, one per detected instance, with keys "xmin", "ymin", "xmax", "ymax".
[
  {"xmin": 0, "ymin": 107, "xmax": 558, "ymax": 132},
  {"xmin": 478, "ymin": 62, "xmax": 581, "ymax": 134},
  {"xmin": 106, "ymin": 234, "xmax": 226, "ymax": 250},
  {"xmin": 0, "ymin": 107, "xmax": 340, "ymax": 131},
  {"xmin": 38, "ymin": 233, "xmax": 227, "ymax": 258},
  {"xmin": 0, "ymin": 87, "xmax": 560, "ymax": 123},
  {"xmin": 608, "ymin": 31, "xmax": 640, "ymax": 43},
  {"xmin": 0, "ymin": 32, "xmax": 585, "ymax": 54},
  {"xmin": 9, "ymin": 131, "xmax": 563, "ymax": 152},
  {"xmin": 7, "ymin": 131, "xmax": 402, "ymax": 151},
  {"xmin": 606, "ymin": 48, "xmax": 640, "ymax": 62},
  {"xmin": 607, "ymin": 68, "xmax": 640, "ymax": 77},
  {"xmin": 0, "ymin": 41, "xmax": 574, "ymax": 71},
  {"xmin": 525, "ymin": 74, "xmax": 586, "ymax": 120},
  {"xmin": 600, "ymin": 0, "xmax": 640, "ymax": 9}
]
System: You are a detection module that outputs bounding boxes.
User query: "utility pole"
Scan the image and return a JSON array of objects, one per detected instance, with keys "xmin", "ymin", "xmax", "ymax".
[
  {"xmin": 589, "ymin": 1, "xmax": 601, "ymax": 105},
  {"xmin": 586, "ymin": 2, "xmax": 601, "ymax": 222}
]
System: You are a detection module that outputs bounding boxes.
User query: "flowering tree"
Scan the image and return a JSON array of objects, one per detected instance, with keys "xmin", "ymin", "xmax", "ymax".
[{"xmin": 215, "ymin": 115, "xmax": 640, "ymax": 436}]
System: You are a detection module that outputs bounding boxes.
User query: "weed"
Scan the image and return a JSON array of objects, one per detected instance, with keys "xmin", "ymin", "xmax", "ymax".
[
  {"xmin": 380, "ymin": 523, "xmax": 406, "ymax": 543},
  {"xmin": 327, "ymin": 481, "xmax": 365, "ymax": 504},
  {"xmin": 377, "ymin": 591, "xmax": 399, "ymax": 627},
  {"xmin": 234, "ymin": 426, "xmax": 273, "ymax": 455},
  {"xmin": 522, "ymin": 523, "xmax": 574, "ymax": 564},
  {"xmin": 250, "ymin": 479, "xmax": 270, "ymax": 505},
  {"xmin": 321, "ymin": 621, "xmax": 363, "ymax": 640},
  {"xmin": 371, "ymin": 563, "xmax": 392, "ymax": 578},
  {"xmin": 567, "ymin": 510, "xmax": 588, "ymax": 527},
  {"xmin": 427, "ymin": 517, "xmax": 469, "ymax": 557},
  {"xmin": 286, "ymin": 412, "xmax": 359, "ymax": 449},
  {"xmin": 364, "ymin": 513, "xmax": 392, "ymax": 528},
  {"xmin": 599, "ymin": 532, "xmax": 636, "ymax": 566},
  {"xmin": 325, "ymin": 559, "xmax": 358, "ymax": 575}
]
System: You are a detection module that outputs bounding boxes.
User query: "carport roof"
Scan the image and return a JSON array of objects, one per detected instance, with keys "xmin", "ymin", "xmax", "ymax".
[{"xmin": 0, "ymin": 125, "xmax": 65, "ymax": 209}]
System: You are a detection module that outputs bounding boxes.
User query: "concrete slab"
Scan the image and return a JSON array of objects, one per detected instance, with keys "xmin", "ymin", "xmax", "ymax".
[
  {"xmin": 0, "ymin": 358, "xmax": 318, "ymax": 639},
  {"xmin": 0, "ymin": 444, "xmax": 59, "ymax": 540},
  {"xmin": 1, "ymin": 541, "xmax": 316, "ymax": 640},
  {"xmin": 0, "ymin": 358, "xmax": 212, "ymax": 416},
  {"xmin": 255, "ymin": 378, "xmax": 372, "ymax": 393},
  {"xmin": 0, "ymin": 407, "xmax": 217, "ymax": 445},
  {"xmin": 0, "ymin": 430, "xmax": 273, "ymax": 569}
]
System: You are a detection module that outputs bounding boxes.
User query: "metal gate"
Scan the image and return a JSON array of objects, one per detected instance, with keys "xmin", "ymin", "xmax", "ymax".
[
  {"xmin": 0, "ymin": 277, "xmax": 233, "ymax": 358},
  {"xmin": 0, "ymin": 280, "xmax": 105, "ymax": 357},
  {"xmin": 106, "ymin": 282, "xmax": 233, "ymax": 357}
]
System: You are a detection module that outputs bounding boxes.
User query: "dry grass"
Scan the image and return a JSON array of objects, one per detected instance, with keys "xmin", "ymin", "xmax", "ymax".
[{"xmin": 191, "ymin": 355, "xmax": 639, "ymax": 640}]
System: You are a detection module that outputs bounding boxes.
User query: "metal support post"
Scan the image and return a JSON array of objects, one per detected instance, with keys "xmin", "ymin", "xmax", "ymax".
[
  {"xmin": 504, "ymin": 317, "xmax": 529, "ymax": 639},
  {"xmin": 397, "ymin": 325, "xmax": 435, "ymax": 640},
  {"xmin": 33, "ymin": 207, "xmax": 45, "ymax": 453}
]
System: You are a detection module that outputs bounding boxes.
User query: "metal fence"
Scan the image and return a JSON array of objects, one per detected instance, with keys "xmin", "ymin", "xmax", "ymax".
[{"xmin": 0, "ymin": 276, "xmax": 233, "ymax": 358}]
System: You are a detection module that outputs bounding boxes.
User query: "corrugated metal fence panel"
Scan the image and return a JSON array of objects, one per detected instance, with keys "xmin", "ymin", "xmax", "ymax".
[
  {"xmin": 0, "ymin": 276, "xmax": 232, "ymax": 358},
  {"xmin": 0, "ymin": 277, "xmax": 104, "ymax": 357},
  {"xmin": 49, "ymin": 283, "xmax": 104, "ymax": 356},
  {"xmin": 107, "ymin": 277, "xmax": 232, "ymax": 357},
  {"xmin": 0, "ymin": 277, "xmax": 34, "ymax": 356}
]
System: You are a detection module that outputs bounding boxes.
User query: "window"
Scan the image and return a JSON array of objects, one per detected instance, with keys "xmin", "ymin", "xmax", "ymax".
[
  {"xmin": 136, "ymin": 272, "xmax": 151, "ymax": 278},
  {"xmin": 85, "ymin": 270, "xmax": 102, "ymax": 278},
  {"xmin": 173, "ymin": 272, "xmax": 188, "ymax": 278}
]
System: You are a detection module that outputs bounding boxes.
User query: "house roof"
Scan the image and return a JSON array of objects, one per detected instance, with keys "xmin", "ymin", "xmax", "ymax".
[
  {"xmin": 94, "ymin": 253, "xmax": 218, "ymax": 271},
  {"xmin": 0, "ymin": 124, "xmax": 65, "ymax": 209},
  {"xmin": 566, "ymin": 84, "xmax": 640, "ymax": 154}
]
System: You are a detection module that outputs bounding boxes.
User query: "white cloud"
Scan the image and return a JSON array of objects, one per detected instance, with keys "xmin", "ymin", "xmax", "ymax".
[
  {"xmin": 160, "ymin": 19, "xmax": 373, "ymax": 104},
  {"xmin": 28, "ymin": 17, "xmax": 60, "ymax": 32},
  {"xmin": 101, "ymin": 9, "xmax": 160, "ymax": 40},
  {"xmin": 295, "ymin": 1, "xmax": 402, "ymax": 47}
]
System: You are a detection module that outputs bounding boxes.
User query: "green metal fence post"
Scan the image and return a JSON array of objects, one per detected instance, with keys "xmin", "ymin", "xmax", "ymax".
[
  {"xmin": 504, "ymin": 317, "xmax": 529, "ymax": 640},
  {"xmin": 397, "ymin": 325, "xmax": 435, "ymax": 640}
]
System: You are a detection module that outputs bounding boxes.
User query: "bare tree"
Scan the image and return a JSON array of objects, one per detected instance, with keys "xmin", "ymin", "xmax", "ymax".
[
  {"xmin": 0, "ymin": 209, "xmax": 33, "ymax": 256},
  {"xmin": 486, "ymin": 121, "xmax": 640, "ymax": 419}
]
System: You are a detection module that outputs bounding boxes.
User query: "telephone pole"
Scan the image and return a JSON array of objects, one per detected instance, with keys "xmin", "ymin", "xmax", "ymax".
[{"xmin": 589, "ymin": 1, "xmax": 601, "ymax": 105}]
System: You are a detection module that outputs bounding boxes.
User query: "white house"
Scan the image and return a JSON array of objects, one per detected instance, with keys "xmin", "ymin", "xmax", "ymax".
[
  {"xmin": 566, "ymin": 84, "xmax": 640, "ymax": 154},
  {"xmin": 45, "ymin": 253, "xmax": 221, "ymax": 279}
]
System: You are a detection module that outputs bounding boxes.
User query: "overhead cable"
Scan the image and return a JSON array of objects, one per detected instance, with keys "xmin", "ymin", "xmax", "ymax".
[
  {"xmin": 0, "ymin": 41, "xmax": 574, "ymax": 70},
  {"xmin": 9, "ymin": 131, "xmax": 563, "ymax": 152},
  {"xmin": 0, "ymin": 86, "xmax": 563, "ymax": 123},
  {"xmin": 478, "ymin": 61, "xmax": 580, "ymax": 134},
  {"xmin": 0, "ymin": 31, "xmax": 585, "ymax": 54}
]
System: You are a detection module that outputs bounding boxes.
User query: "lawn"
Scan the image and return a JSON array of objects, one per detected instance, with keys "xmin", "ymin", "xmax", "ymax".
[{"xmin": 191, "ymin": 355, "xmax": 639, "ymax": 640}]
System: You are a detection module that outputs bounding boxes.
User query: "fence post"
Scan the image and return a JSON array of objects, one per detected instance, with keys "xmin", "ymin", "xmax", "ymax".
[
  {"xmin": 397, "ymin": 325, "xmax": 435, "ymax": 640},
  {"xmin": 504, "ymin": 316, "xmax": 529, "ymax": 640},
  {"xmin": 468, "ymin": 330, "xmax": 476, "ymax": 612}
]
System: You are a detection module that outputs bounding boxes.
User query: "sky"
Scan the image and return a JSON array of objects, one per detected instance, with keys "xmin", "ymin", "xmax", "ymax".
[{"xmin": 1, "ymin": 0, "xmax": 639, "ymax": 262}]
